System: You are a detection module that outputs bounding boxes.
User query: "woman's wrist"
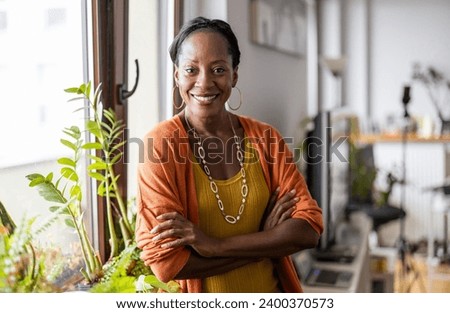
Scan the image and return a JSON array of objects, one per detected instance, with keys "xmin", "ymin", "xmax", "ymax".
[{"xmin": 192, "ymin": 235, "xmax": 224, "ymax": 258}]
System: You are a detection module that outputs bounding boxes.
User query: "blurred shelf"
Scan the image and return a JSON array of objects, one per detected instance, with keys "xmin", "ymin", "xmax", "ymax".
[{"xmin": 354, "ymin": 133, "xmax": 450, "ymax": 144}]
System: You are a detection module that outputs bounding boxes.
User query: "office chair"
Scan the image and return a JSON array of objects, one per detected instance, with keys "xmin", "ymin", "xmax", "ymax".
[{"xmin": 348, "ymin": 144, "xmax": 406, "ymax": 247}]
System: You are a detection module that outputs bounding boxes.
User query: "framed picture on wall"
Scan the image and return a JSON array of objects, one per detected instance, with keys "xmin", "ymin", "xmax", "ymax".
[{"xmin": 250, "ymin": 0, "xmax": 307, "ymax": 57}]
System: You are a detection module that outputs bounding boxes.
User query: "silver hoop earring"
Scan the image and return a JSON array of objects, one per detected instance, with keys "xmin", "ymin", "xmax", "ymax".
[
  {"xmin": 173, "ymin": 86, "xmax": 185, "ymax": 110},
  {"xmin": 227, "ymin": 87, "xmax": 242, "ymax": 111}
]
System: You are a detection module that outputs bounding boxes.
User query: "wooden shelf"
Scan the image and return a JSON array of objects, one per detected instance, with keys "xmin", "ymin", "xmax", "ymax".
[{"xmin": 354, "ymin": 133, "xmax": 450, "ymax": 145}]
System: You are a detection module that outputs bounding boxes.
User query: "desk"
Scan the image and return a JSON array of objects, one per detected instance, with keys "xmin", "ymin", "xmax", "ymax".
[{"xmin": 293, "ymin": 212, "xmax": 371, "ymax": 293}]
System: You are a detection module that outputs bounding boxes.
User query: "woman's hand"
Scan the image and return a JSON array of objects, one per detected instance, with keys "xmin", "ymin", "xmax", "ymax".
[
  {"xmin": 150, "ymin": 212, "xmax": 219, "ymax": 257},
  {"xmin": 262, "ymin": 187, "xmax": 299, "ymax": 231}
]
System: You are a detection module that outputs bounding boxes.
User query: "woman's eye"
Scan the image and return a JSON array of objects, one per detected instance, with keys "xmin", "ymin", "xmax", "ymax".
[
  {"xmin": 213, "ymin": 68, "xmax": 225, "ymax": 74},
  {"xmin": 185, "ymin": 68, "xmax": 195, "ymax": 74}
]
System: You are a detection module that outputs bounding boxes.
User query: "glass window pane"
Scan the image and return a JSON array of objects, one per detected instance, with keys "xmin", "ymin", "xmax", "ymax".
[{"xmin": 0, "ymin": 0, "xmax": 88, "ymax": 250}]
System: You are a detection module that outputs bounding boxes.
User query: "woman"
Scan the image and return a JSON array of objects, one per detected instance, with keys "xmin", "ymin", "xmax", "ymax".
[{"xmin": 135, "ymin": 16, "xmax": 323, "ymax": 293}]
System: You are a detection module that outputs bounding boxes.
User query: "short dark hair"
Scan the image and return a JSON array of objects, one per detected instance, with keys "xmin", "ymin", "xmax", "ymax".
[{"xmin": 169, "ymin": 16, "xmax": 241, "ymax": 69}]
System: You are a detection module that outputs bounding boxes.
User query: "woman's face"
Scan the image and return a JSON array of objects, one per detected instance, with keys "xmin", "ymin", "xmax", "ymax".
[{"xmin": 174, "ymin": 31, "xmax": 238, "ymax": 119}]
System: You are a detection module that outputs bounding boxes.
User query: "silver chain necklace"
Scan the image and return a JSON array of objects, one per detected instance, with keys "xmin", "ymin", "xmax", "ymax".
[{"xmin": 184, "ymin": 111, "xmax": 248, "ymax": 224}]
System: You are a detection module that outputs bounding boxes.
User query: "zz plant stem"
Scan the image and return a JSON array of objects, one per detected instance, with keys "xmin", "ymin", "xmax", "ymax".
[{"xmin": 66, "ymin": 82, "xmax": 132, "ymax": 259}]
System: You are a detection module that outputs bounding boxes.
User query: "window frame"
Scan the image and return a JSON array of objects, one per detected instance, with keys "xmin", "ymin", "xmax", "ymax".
[
  {"xmin": 91, "ymin": 0, "xmax": 129, "ymax": 262},
  {"xmin": 89, "ymin": 0, "xmax": 183, "ymax": 262}
]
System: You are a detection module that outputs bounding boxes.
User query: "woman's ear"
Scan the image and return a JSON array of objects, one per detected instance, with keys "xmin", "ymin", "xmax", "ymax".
[
  {"xmin": 174, "ymin": 66, "xmax": 179, "ymax": 85},
  {"xmin": 232, "ymin": 66, "xmax": 239, "ymax": 87}
]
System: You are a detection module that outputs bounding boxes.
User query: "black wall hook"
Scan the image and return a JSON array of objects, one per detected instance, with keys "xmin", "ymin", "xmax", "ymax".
[{"xmin": 119, "ymin": 59, "xmax": 139, "ymax": 104}]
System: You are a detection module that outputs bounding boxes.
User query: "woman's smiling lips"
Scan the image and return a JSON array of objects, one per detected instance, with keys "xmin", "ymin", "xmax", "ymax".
[{"xmin": 191, "ymin": 94, "xmax": 218, "ymax": 103}]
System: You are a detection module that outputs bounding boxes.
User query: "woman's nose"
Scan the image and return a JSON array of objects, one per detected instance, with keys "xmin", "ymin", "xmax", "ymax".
[{"xmin": 195, "ymin": 70, "xmax": 214, "ymax": 88}]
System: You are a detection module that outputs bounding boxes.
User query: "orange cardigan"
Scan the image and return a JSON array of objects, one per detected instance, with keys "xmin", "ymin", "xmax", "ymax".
[{"xmin": 135, "ymin": 114, "xmax": 323, "ymax": 292}]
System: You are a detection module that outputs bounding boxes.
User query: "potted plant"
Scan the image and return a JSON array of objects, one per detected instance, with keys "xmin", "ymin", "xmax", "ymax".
[
  {"xmin": 26, "ymin": 82, "xmax": 180, "ymax": 293},
  {"xmin": 412, "ymin": 63, "xmax": 450, "ymax": 135}
]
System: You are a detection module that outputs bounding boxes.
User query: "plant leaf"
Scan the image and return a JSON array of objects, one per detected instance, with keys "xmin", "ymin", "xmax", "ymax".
[
  {"xmin": 110, "ymin": 153, "xmax": 123, "ymax": 165},
  {"xmin": 88, "ymin": 155, "xmax": 105, "ymax": 163},
  {"xmin": 112, "ymin": 141, "xmax": 126, "ymax": 152},
  {"xmin": 89, "ymin": 172, "xmax": 106, "ymax": 182},
  {"xmin": 97, "ymin": 181, "xmax": 106, "ymax": 196},
  {"xmin": 72, "ymin": 106, "xmax": 86, "ymax": 113},
  {"xmin": 78, "ymin": 83, "xmax": 86, "ymax": 95},
  {"xmin": 82, "ymin": 142, "xmax": 103, "ymax": 150},
  {"xmin": 48, "ymin": 205, "xmax": 70, "ymax": 215},
  {"xmin": 26, "ymin": 175, "xmax": 67, "ymax": 204},
  {"xmin": 88, "ymin": 162, "xmax": 107, "ymax": 171},
  {"xmin": 0, "ymin": 200, "xmax": 16, "ymax": 233},
  {"xmin": 57, "ymin": 157, "xmax": 76, "ymax": 168},
  {"xmin": 64, "ymin": 218, "xmax": 76, "ymax": 228},
  {"xmin": 64, "ymin": 87, "xmax": 79, "ymax": 93},
  {"xmin": 93, "ymin": 84, "xmax": 103, "ymax": 111},
  {"xmin": 45, "ymin": 172, "xmax": 54, "ymax": 182},
  {"xmin": 61, "ymin": 167, "xmax": 79, "ymax": 182},
  {"xmin": 67, "ymin": 96, "xmax": 86, "ymax": 103},
  {"xmin": 70, "ymin": 185, "xmax": 82, "ymax": 202},
  {"xmin": 62, "ymin": 126, "xmax": 81, "ymax": 139},
  {"xmin": 86, "ymin": 120, "xmax": 101, "ymax": 138},
  {"xmin": 143, "ymin": 275, "xmax": 180, "ymax": 293},
  {"xmin": 60, "ymin": 139, "xmax": 77, "ymax": 151},
  {"xmin": 27, "ymin": 173, "xmax": 46, "ymax": 187},
  {"xmin": 86, "ymin": 81, "xmax": 91, "ymax": 98}
]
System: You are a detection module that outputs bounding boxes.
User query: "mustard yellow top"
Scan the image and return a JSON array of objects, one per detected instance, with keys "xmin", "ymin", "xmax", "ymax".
[{"xmin": 192, "ymin": 138, "xmax": 278, "ymax": 292}]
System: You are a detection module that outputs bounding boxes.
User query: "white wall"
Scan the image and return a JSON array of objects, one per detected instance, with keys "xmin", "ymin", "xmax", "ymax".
[
  {"xmin": 370, "ymin": 0, "xmax": 450, "ymax": 131},
  {"xmin": 319, "ymin": 0, "xmax": 345, "ymax": 111},
  {"xmin": 184, "ymin": 0, "xmax": 228, "ymax": 21},
  {"xmin": 342, "ymin": 0, "xmax": 369, "ymax": 119},
  {"xmin": 227, "ymin": 0, "xmax": 309, "ymax": 139},
  {"xmin": 127, "ymin": 0, "xmax": 159, "ymax": 199},
  {"xmin": 342, "ymin": 0, "xmax": 450, "ymax": 133}
]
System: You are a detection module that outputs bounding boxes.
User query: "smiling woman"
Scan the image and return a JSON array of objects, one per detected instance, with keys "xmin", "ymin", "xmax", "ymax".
[{"xmin": 135, "ymin": 16, "xmax": 323, "ymax": 293}]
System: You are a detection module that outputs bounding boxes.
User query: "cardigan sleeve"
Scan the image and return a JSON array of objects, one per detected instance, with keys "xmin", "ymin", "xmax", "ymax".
[
  {"xmin": 269, "ymin": 126, "xmax": 323, "ymax": 235},
  {"xmin": 246, "ymin": 119, "xmax": 323, "ymax": 236},
  {"xmin": 135, "ymin": 126, "xmax": 191, "ymax": 283}
]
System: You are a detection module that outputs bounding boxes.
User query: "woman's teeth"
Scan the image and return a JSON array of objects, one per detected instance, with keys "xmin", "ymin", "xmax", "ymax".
[{"xmin": 193, "ymin": 95, "xmax": 216, "ymax": 102}]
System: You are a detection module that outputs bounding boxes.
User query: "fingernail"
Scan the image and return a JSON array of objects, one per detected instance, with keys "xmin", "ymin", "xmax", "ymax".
[
  {"xmin": 152, "ymin": 235, "xmax": 160, "ymax": 241},
  {"xmin": 294, "ymin": 197, "xmax": 299, "ymax": 202},
  {"xmin": 290, "ymin": 189, "xmax": 296, "ymax": 194},
  {"xmin": 150, "ymin": 228, "xmax": 156, "ymax": 234},
  {"xmin": 276, "ymin": 186, "xmax": 280, "ymax": 192}
]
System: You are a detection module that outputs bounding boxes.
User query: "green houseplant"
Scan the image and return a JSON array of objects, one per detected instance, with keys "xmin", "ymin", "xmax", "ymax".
[
  {"xmin": 26, "ymin": 82, "xmax": 179, "ymax": 293},
  {"xmin": 0, "ymin": 200, "xmax": 66, "ymax": 292},
  {"xmin": 348, "ymin": 141, "xmax": 378, "ymax": 205}
]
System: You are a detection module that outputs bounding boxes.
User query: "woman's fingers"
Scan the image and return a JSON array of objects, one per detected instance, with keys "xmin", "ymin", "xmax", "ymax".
[
  {"xmin": 271, "ymin": 189, "xmax": 298, "ymax": 218},
  {"xmin": 278, "ymin": 206, "xmax": 295, "ymax": 224},
  {"xmin": 161, "ymin": 238, "xmax": 188, "ymax": 249},
  {"xmin": 156, "ymin": 211, "xmax": 182, "ymax": 221},
  {"xmin": 263, "ymin": 189, "xmax": 299, "ymax": 230},
  {"xmin": 150, "ymin": 212, "xmax": 193, "ymax": 245},
  {"xmin": 266, "ymin": 187, "xmax": 280, "ymax": 212},
  {"xmin": 151, "ymin": 217, "xmax": 181, "ymax": 233},
  {"xmin": 149, "ymin": 211, "xmax": 217, "ymax": 256},
  {"xmin": 152, "ymin": 224, "xmax": 185, "ymax": 241}
]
